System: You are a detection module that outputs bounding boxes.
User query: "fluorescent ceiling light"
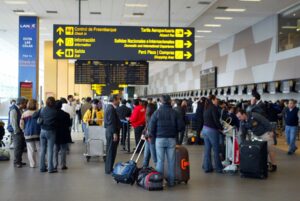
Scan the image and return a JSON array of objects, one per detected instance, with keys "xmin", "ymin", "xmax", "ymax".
[
  {"xmin": 282, "ymin": 26, "xmax": 297, "ymax": 29},
  {"xmin": 225, "ymin": 8, "xmax": 246, "ymax": 12},
  {"xmin": 204, "ymin": 24, "xmax": 221, "ymax": 27},
  {"xmin": 195, "ymin": 35, "xmax": 204, "ymax": 38},
  {"xmin": 214, "ymin": 16, "xmax": 233, "ymax": 20},
  {"xmin": 4, "ymin": 0, "xmax": 28, "ymax": 5},
  {"xmin": 197, "ymin": 30, "xmax": 212, "ymax": 33},
  {"xmin": 16, "ymin": 12, "xmax": 36, "ymax": 15},
  {"xmin": 239, "ymin": 0, "xmax": 261, "ymax": 2},
  {"xmin": 125, "ymin": 4, "xmax": 148, "ymax": 8}
]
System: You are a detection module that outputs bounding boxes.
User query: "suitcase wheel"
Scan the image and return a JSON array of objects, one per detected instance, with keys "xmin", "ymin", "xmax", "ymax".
[{"xmin": 86, "ymin": 156, "xmax": 91, "ymax": 162}]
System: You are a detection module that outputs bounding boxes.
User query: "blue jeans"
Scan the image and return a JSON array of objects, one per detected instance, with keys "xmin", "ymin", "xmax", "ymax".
[
  {"xmin": 202, "ymin": 127, "xmax": 223, "ymax": 172},
  {"xmin": 40, "ymin": 129, "xmax": 56, "ymax": 172},
  {"xmin": 143, "ymin": 140, "xmax": 157, "ymax": 167},
  {"xmin": 285, "ymin": 126, "xmax": 298, "ymax": 152},
  {"xmin": 155, "ymin": 138, "xmax": 176, "ymax": 185}
]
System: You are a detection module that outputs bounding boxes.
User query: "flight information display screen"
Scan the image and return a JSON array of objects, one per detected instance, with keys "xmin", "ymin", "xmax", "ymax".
[{"xmin": 75, "ymin": 60, "xmax": 149, "ymax": 85}]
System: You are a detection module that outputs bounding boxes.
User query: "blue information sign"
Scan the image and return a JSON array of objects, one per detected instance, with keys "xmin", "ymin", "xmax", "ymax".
[{"xmin": 18, "ymin": 16, "xmax": 39, "ymax": 99}]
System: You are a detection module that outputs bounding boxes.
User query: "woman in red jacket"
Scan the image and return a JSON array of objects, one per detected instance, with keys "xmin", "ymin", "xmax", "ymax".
[{"xmin": 129, "ymin": 99, "xmax": 146, "ymax": 153}]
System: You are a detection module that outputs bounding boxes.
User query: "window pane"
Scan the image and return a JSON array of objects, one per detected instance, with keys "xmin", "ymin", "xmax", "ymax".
[{"xmin": 278, "ymin": 4, "xmax": 300, "ymax": 52}]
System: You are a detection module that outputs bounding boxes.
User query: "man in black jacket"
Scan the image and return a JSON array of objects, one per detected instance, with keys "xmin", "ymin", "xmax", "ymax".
[
  {"xmin": 116, "ymin": 99, "xmax": 132, "ymax": 148},
  {"xmin": 149, "ymin": 95, "xmax": 185, "ymax": 187},
  {"xmin": 104, "ymin": 95, "xmax": 121, "ymax": 174}
]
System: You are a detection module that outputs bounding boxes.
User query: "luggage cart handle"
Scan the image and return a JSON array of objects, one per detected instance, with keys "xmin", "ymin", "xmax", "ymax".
[{"xmin": 130, "ymin": 138, "xmax": 146, "ymax": 162}]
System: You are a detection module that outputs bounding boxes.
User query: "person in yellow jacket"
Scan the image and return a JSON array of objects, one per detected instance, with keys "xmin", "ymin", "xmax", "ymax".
[{"xmin": 83, "ymin": 99, "xmax": 104, "ymax": 126}]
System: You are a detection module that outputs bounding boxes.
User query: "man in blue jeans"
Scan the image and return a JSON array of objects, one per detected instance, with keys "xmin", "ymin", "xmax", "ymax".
[
  {"xmin": 149, "ymin": 95, "xmax": 184, "ymax": 187},
  {"xmin": 284, "ymin": 99, "xmax": 299, "ymax": 155}
]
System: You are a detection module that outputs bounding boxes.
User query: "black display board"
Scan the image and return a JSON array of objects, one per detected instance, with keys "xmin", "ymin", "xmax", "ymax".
[
  {"xmin": 200, "ymin": 67, "xmax": 217, "ymax": 90},
  {"xmin": 53, "ymin": 25, "xmax": 194, "ymax": 61},
  {"xmin": 75, "ymin": 60, "xmax": 149, "ymax": 85}
]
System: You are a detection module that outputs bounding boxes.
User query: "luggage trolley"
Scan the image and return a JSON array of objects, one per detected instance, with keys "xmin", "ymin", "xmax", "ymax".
[
  {"xmin": 83, "ymin": 124, "xmax": 107, "ymax": 162},
  {"xmin": 222, "ymin": 122, "xmax": 240, "ymax": 174}
]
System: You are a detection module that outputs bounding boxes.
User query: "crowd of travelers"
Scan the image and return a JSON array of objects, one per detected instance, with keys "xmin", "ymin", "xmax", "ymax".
[{"xmin": 2, "ymin": 91, "xmax": 299, "ymax": 186}]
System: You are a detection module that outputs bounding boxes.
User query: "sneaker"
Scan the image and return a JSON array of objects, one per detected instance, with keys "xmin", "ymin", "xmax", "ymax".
[
  {"xmin": 40, "ymin": 169, "xmax": 48, "ymax": 173},
  {"xmin": 62, "ymin": 166, "xmax": 68, "ymax": 170},
  {"xmin": 49, "ymin": 170, "xmax": 58, "ymax": 173},
  {"xmin": 293, "ymin": 147, "xmax": 298, "ymax": 153},
  {"xmin": 287, "ymin": 151, "xmax": 293, "ymax": 155}
]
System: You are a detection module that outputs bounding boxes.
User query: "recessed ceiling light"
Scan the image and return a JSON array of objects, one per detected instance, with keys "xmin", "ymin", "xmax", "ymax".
[
  {"xmin": 216, "ymin": 6, "xmax": 228, "ymax": 10},
  {"xmin": 198, "ymin": 1, "xmax": 211, "ymax": 5},
  {"xmin": 125, "ymin": 4, "xmax": 148, "ymax": 8},
  {"xmin": 13, "ymin": 9, "xmax": 24, "ymax": 13},
  {"xmin": 293, "ymin": 13, "xmax": 296, "ymax": 16},
  {"xmin": 132, "ymin": 12, "xmax": 144, "ymax": 16},
  {"xmin": 214, "ymin": 16, "xmax": 233, "ymax": 20},
  {"xmin": 124, "ymin": 14, "xmax": 143, "ymax": 18},
  {"xmin": 16, "ymin": 11, "xmax": 36, "ymax": 15},
  {"xmin": 46, "ymin": 10, "xmax": 58, "ymax": 14},
  {"xmin": 225, "ymin": 8, "xmax": 246, "ymax": 12},
  {"xmin": 197, "ymin": 30, "xmax": 212, "ymax": 33},
  {"xmin": 5, "ymin": 0, "xmax": 27, "ymax": 4},
  {"xmin": 90, "ymin": 11, "xmax": 101, "ymax": 15},
  {"xmin": 204, "ymin": 24, "xmax": 222, "ymax": 27},
  {"xmin": 239, "ymin": 0, "xmax": 261, "ymax": 2}
]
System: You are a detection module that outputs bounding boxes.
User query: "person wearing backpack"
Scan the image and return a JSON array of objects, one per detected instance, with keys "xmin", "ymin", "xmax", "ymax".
[
  {"xmin": 20, "ymin": 99, "xmax": 41, "ymax": 168},
  {"xmin": 7, "ymin": 97, "xmax": 27, "ymax": 168}
]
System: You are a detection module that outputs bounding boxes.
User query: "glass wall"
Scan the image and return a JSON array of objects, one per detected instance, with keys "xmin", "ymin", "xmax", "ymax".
[{"xmin": 278, "ymin": 3, "xmax": 300, "ymax": 52}]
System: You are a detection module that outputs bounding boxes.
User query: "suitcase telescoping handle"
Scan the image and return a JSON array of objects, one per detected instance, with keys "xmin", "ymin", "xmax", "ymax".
[{"xmin": 130, "ymin": 138, "xmax": 146, "ymax": 162}]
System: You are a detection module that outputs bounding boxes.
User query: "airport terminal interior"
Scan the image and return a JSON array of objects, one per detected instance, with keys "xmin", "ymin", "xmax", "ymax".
[{"xmin": 0, "ymin": 0, "xmax": 300, "ymax": 201}]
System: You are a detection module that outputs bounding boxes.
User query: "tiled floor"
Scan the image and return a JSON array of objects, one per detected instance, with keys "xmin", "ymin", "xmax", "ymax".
[{"xmin": 0, "ymin": 133, "xmax": 299, "ymax": 201}]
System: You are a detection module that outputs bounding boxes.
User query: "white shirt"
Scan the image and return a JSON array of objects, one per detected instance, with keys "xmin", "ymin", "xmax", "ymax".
[
  {"xmin": 192, "ymin": 101, "xmax": 199, "ymax": 113},
  {"xmin": 62, "ymin": 102, "xmax": 76, "ymax": 119}
]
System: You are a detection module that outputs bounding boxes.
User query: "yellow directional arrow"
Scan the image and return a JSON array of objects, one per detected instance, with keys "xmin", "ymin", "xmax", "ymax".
[
  {"xmin": 184, "ymin": 51, "xmax": 192, "ymax": 59},
  {"xmin": 56, "ymin": 49, "xmax": 64, "ymax": 57},
  {"xmin": 56, "ymin": 38, "xmax": 64, "ymax": 46},
  {"xmin": 184, "ymin": 29, "xmax": 192, "ymax": 37},
  {"xmin": 56, "ymin": 27, "xmax": 64, "ymax": 35},
  {"xmin": 184, "ymin": 40, "xmax": 192, "ymax": 48}
]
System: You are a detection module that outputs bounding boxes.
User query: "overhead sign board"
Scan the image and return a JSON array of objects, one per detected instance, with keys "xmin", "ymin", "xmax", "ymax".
[
  {"xmin": 75, "ymin": 60, "xmax": 149, "ymax": 85},
  {"xmin": 53, "ymin": 25, "xmax": 194, "ymax": 61}
]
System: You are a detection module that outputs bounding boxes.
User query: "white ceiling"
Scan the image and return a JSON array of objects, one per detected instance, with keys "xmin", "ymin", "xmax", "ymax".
[{"xmin": 0, "ymin": 0, "xmax": 299, "ymax": 75}]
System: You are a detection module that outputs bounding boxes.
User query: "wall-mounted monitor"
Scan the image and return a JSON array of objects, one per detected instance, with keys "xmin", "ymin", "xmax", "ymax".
[{"xmin": 200, "ymin": 67, "xmax": 217, "ymax": 90}]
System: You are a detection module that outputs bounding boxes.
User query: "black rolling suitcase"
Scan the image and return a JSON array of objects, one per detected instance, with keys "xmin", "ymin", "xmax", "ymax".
[{"xmin": 240, "ymin": 140, "xmax": 268, "ymax": 179}]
